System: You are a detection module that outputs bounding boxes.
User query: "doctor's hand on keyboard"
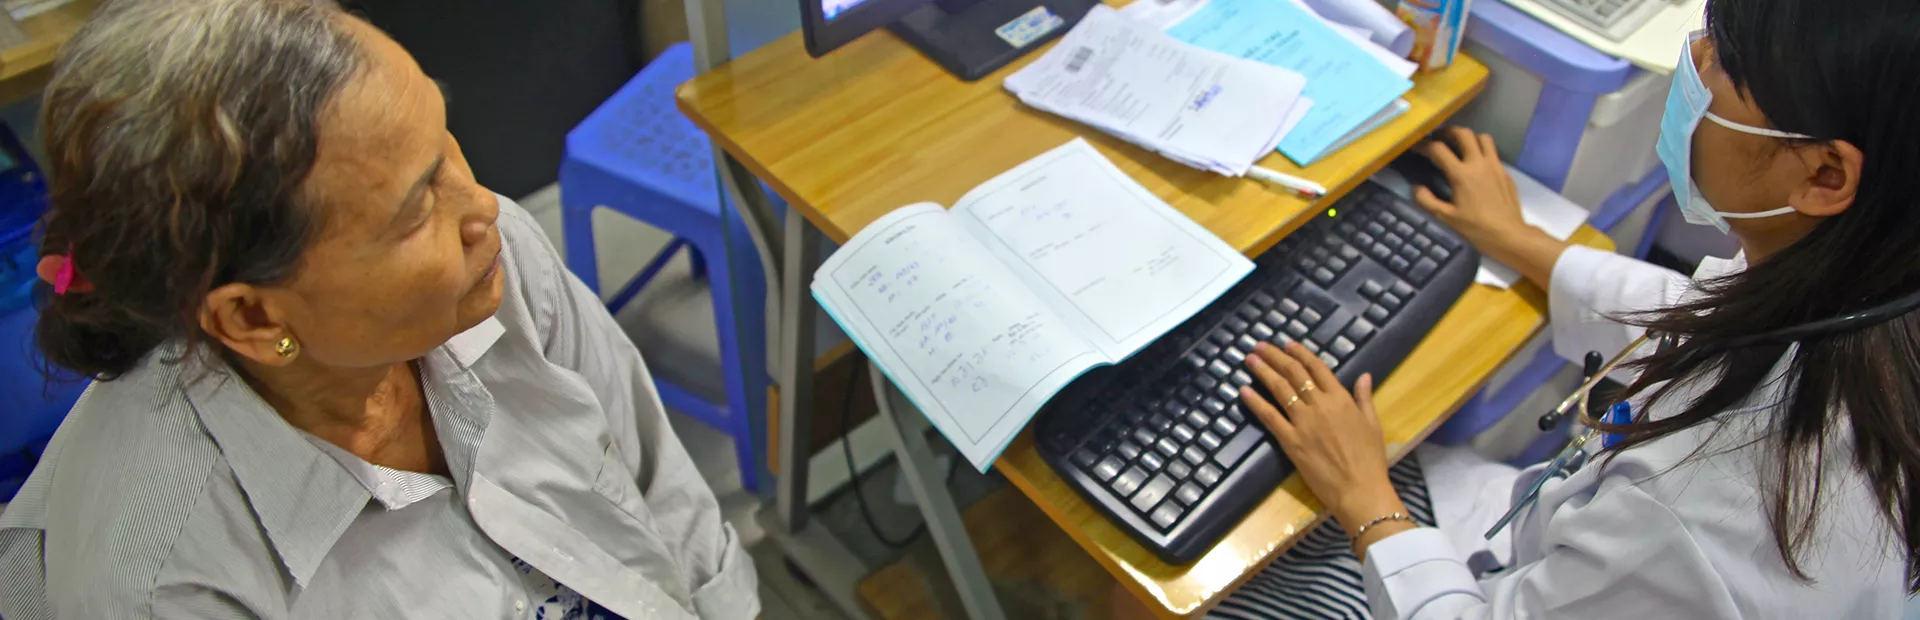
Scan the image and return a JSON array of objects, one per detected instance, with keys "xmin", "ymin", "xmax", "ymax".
[
  {"xmin": 1238, "ymin": 341, "xmax": 1412, "ymax": 551},
  {"xmin": 1412, "ymin": 127, "xmax": 1572, "ymax": 289}
]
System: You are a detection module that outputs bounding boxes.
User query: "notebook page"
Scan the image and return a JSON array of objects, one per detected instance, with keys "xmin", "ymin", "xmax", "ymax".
[
  {"xmin": 812, "ymin": 203, "xmax": 1107, "ymax": 471},
  {"xmin": 950, "ymin": 139, "xmax": 1253, "ymax": 361}
]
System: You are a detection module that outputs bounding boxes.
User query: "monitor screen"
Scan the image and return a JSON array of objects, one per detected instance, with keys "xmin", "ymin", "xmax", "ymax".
[{"xmin": 823, "ymin": 0, "xmax": 867, "ymax": 19}]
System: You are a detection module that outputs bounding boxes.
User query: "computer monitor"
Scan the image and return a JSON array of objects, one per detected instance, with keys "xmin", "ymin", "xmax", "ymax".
[{"xmin": 800, "ymin": 0, "xmax": 1096, "ymax": 81}]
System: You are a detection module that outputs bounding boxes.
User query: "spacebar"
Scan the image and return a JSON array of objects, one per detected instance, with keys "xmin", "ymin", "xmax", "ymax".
[{"xmin": 1213, "ymin": 428, "xmax": 1263, "ymax": 469}]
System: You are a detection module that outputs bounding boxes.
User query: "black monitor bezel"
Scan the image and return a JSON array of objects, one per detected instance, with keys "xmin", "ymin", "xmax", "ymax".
[{"xmin": 801, "ymin": 0, "xmax": 929, "ymax": 58}]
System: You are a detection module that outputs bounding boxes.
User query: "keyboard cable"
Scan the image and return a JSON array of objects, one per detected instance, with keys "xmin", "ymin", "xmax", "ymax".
[{"xmin": 839, "ymin": 352, "xmax": 958, "ymax": 549}]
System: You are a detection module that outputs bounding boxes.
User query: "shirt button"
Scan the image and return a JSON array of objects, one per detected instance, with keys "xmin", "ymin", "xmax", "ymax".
[{"xmin": 513, "ymin": 600, "xmax": 526, "ymax": 614}]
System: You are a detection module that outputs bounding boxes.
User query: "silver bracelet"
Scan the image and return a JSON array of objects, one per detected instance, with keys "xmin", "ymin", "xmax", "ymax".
[{"xmin": 1350, "ymin": 512, "xmax": 1415, "ymax": 542}]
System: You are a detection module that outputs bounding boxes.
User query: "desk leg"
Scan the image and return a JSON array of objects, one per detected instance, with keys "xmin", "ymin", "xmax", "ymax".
[
  {"xmin": 869, "ymin": 363, "xmax": 1008, "ymax": 620},
  {"xmin": 775, "ymin": 208, "xmax": 821, "ymax": 532}
]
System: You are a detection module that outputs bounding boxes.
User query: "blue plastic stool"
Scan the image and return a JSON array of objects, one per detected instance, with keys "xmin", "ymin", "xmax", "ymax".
[{"xmin": 559, "ymin": 43, "xmax": 777, "ymax": 492}]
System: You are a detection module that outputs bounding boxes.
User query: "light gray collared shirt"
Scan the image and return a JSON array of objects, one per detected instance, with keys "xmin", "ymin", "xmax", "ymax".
[{"xmin": 0, "ymin": 195, "xmax": 758, "ymax": 619}]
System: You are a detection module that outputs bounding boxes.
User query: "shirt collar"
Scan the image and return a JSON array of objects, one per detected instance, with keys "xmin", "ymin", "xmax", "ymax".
[
  {"xmin": 1693, "ymin": 251, "xmax": 1748, "ymax": 280},
  {"xmin": 183, "ymin": 316, "xmax": 506, "ymax": 587}
]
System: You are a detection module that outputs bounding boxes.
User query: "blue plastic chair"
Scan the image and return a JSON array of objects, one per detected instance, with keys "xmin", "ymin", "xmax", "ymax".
[
  {"xmin": 0, "ymin": 147, "xmax": 84, "ymax": 501},
  {"xmin": 559, "ymin": 43, "xmax": 777, "ymax": 492}
]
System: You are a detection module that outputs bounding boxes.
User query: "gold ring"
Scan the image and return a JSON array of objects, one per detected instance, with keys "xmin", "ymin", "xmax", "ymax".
[
  {"xmin": 1298, "ymin": 381, "xmax": 1318, "ymax": 393},
  {"xmin": 1282, "ymin": 394, "xmax": 1303, "ymax": 408}
]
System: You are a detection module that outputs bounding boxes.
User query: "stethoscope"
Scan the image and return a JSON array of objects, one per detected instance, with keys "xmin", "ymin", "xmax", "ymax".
[{"xmin": 1482, "ymin": 284, "xmax": 1920, "ymax": 540}]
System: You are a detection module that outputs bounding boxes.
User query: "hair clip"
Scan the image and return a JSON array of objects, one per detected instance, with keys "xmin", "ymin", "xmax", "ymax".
[{"xmin": 35, "ymin": 244, "xmax": 94, "ymax": 295}]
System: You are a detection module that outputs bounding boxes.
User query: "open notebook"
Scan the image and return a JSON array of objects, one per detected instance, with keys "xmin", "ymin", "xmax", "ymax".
[{"xmin": 811, "ymin": 139, "xmax": 1253, "ymax": 471}]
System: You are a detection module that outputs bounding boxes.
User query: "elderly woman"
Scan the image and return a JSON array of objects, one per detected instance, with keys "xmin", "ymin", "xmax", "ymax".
[{"xmin": 0, "ymin": 1, "xmax": 757, "ymax": 618}]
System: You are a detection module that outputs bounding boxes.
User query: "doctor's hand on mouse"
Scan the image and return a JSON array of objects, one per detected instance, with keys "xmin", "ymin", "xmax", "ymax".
[
  {"xmin": 1238, "ymin": 341, "xmax": 1414, "ymax": 559},
  {"xmin": 1412, "ymin": 126, "xmax": 1572, "ymax": 288}
]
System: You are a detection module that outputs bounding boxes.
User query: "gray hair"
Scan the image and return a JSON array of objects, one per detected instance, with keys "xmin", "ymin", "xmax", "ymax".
[{"xmin": 34, "ymin": 0, "xmax": 366, "ymax": 380}]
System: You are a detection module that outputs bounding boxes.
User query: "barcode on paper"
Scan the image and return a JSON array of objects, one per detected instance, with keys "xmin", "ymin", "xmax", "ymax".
[{"xmin": 1065, "ymin": 47, "xmax": 1093, "ymax": 73}]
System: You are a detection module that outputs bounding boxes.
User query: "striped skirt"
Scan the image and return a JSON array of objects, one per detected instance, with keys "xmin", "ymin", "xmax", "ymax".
[{"xmin": 1207, "ymin": 455, "xmax": 1434, "ymax": 620}]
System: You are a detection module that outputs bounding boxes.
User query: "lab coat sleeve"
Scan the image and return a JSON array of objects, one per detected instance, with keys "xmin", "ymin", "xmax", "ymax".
[
  {"xmin": 496, "ymin": 195, "xmax": 761, "ymax": 619},
  {"xmin": 1361, "ymin": 481, "xmax": 1741, "ymax": 619},
  {"xmin": 1548, "ymin": 246, "xmax": 1693, "ymax": 381}
]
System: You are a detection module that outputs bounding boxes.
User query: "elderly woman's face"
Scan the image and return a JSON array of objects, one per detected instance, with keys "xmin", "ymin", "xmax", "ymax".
[{"xmin": 265, "ymin": 18, "xmax": 503, "ymax": 369}]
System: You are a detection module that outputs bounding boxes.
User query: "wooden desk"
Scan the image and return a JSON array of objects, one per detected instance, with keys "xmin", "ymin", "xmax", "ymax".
[
  {"xmin": 0, "ymin": 0, "xmax": 96, "ymax": 105},
  {"xmin": 680, "ymin": 17, "xmax": 1613, "ymax": 618}
]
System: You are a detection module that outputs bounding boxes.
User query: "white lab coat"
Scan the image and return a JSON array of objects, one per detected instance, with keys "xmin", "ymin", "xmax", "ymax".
[{"xmin": 1359, "ymin": 245, "xmax": 1909, "ymax": 619}]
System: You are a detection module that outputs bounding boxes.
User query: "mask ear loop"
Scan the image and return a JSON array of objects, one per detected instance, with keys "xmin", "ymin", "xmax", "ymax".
[{"xmin": 1703, "ymin": 111, "xmax": 1815, "ymax": 140}]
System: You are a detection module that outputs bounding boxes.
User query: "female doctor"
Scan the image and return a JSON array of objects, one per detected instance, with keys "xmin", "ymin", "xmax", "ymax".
[{"xmin": 1121, "ymin": 0, "xmax": 1920, "ymax": 617}]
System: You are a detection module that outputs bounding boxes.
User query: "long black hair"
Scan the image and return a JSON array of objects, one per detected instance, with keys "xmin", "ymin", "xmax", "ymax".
[{"xmin": 1601, "ymin": 0, "xmax": 1920, "ymax": 592}]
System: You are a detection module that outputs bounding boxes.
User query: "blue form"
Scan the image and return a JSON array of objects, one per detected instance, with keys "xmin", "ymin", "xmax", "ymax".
[{"xmin": 1166, "ymin": 0, "xmax": 1412, "ymax": 165}]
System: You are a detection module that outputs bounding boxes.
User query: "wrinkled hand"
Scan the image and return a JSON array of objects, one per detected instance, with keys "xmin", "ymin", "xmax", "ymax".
[
  {"xmin": 1412, "ymin": 127, "xmax": 1529, "ymax": 250},
  {"xmin": 1239, "ymin": 342, "xmax": 1400, "ymax": 526}
]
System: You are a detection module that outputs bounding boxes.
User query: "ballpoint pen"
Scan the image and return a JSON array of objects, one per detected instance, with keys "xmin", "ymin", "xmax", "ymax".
[{"xmin": 1247, "ymin": 165, "xmax": 1327, "ymax": 200}]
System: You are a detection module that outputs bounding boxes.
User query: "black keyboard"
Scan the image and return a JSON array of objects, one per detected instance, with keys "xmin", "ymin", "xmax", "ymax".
[{"xmin": 1034, "ymin": 181, "xmax": 1480, "ymax": 563}]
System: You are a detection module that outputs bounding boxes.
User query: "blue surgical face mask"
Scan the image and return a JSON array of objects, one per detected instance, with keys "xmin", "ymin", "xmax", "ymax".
[{"xmin": 1655, "ymin": 31, "xmax": 1814, "ymax": 233}]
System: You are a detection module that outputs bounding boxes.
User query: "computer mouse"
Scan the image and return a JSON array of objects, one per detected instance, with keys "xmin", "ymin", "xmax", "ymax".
[{"xmin": 1393, "ymin": 148, "xmax": 1455, "ymax": 204}]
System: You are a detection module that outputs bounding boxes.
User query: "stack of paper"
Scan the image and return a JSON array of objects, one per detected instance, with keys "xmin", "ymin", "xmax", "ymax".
[
  {"xmin": 1124, "ymin": 0, "xmax": 1419, "ymax": 166},
  {"xmin": 1003, "ymin": 5, "xmax": 1309, "ymax": 177}
]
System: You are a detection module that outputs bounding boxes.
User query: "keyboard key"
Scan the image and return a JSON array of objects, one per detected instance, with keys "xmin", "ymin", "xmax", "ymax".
[
  {"xmin": 1335, "ymin": 221, "xmax": 1359, "ymax": 236},
  {"xmin": 1221, "ymin": 347, "xmax": 1247, "ymax": 365},
  {"xmin": 1295, "ymin": 257, "xmax": 1318, "ymax": 274},
  {"xmin": 1310, "ymin": 267, "xmax": 1335, "ymax": 284},
  {"xmin": 1391, "ymin": 280, "xmax": 1417, "ymax": 300},
  {"xmin": 1118, "ymin": 440, "xmax": 1144, "ymax": 460},
  {"xmin": 1365, "ymin": 304, "xmax": 1391, "ymax": 323},
  {"xmin": 1073, "ymin": 450, "xmax": 1099, "ymax": 467},
  {"xmin": 1131, "ymin": 476, "xmax": 1172, "ymax": 513},
  {"xmin": 1393, "ymin": 221, "xmax": 1416, "ymax": 238},
  {"xmin": 1302, "ymin": 340, "xmax": 1321, "ymax": 354},
  {"xmin": 1208, "ymin": 329, "xmax": 1234, "ymax": 345},
  {"xmin": 1185, "ymin": 409, "xmax": 1212, "ymax": 430},
  {"xmin": 1139, "ymin": 452, "xmax": 1166, "ymax": 472},
  {"xmin": 1148, "ymin": 414, "xmax": 1175, "ymax": 432},
  {"xmin": 1278, "ymin": 298, "xmax": 1302, "ymax": 316},
  {"xmin": 1397, "ymin": 244, "xmax": 1422, "ymax": 262},
  {"xmin": 1364, "ymin": 221, "xmax": 1386, "ymax": 237},
  {"xmin": 1379, "ymin": 293, "xmax": 1403, "ymax": 311},
  {"xmin": 1182, "ymin": 445, "xmax": 1208, "ymax": 466},
  {"xmin": 1299, "ymin": 307, "xmax": 1324, "ymax": 325},
  {"xmin": 1196, "ymin": 464, "xmax": 1224, "ymax": 487},
  {"xmin": 1214, "ymin": 430, "xmax": 1261, "ymax": 468},
  {"xmin": 1094, "ymin": 456, "xmax": 1124, "ymax": 481},
  {"xmin": 1337, "ymin": 243, "xmax": 1362, "ymax": 261},
  {"xmin": 1193, "ymin": 374, "xmax": 1219, "ymax": 391},
  {"xmin": 1252, "ymin": 291, "xmax": 1277, "ymax": 308},
  {"xmin": 1181, "ymin": 354, "xmax": 1208, "ymax": 372},
  {"xmin": 1250, "ymin": 322, "xmax": 1275, "ymax": 341},
  {"xmin": 1359, "ymin": 280, "xmax": 1385, "ymax": 299},
  {"xmin": 1114, "ymin": 467, "xmax": 1148, "ymax": 497},
  {"xmin": 1235, "ymin": 305, "xmax": 1261, "ymax": 322},
  {"xmin": 1234, "ymin": 335, "xmax": 1260, "ymax": 352},
  {"xmin": 1213, "ymin": 383, "xmax": 1240, "ymax": 402},
  {"xmin": 1132, "ymin": 427, "xmax": 1157, "ymax": 445},
  {"xmin": 1410, "ymin": 233, "xmax": 1433, "ymax": 249},
  {"xmin": 1212, "ymin": 417, "xmax": 1238, "ymax": 437},
  {"xmin": 1310, "ymin": 246, "xmax": 1331, "ymax": 261},
  {"xmin": 1383, "ymin": 233, "xmax": 1405, "ymax": 247},
  {"xmin": 1368, "ymin": 243, "xmax": 1392, "ymax": 260},
  {"xmin": 1200, "ymin": 398, "xmax": 1227, "ymax": 416},
  {"xmin": 1320, "ymin": 352, "xmax": 1341, "ymax": 370},
  {"xmin": 1296, "ymin": 286, "xmax": 1339, "ymax": 312},
  {"xmin": 1155, "ymin": 439, "xmax": 1180, "ymax": 458},
  {"xmin": 1206, "ymin": 360, "xmax": 1233, "ymax": 378},
  {"xmin": 1285, "ymin": 320, "xmax": 1310, "ymax": 338},
  {"xmin": 1223, "ymin": 403, "xmax": 1248, "ymax": 423},
  {"xmin": 1197, "ymin": 431, "xmax": 1224, "ymax": 451},
  {"xmin": 1326, "ymin": 257, "xmax": 1349, "ymax": 272},
  {"xmin": 1410, "ymin": 258, "xmax": 1439, "ymax": 284},
  {"xmin": 1260, "ymin": 311, "xmax": 1287, "ymax": 330},
  {"xmin": 1354, "ymin": 231, "xmax": 1377, "ymax": 247},
  {"xmin": 1229, "ymin": 369, "xmax": 1253, "ymax": 386},
  {"xmin": 1174, "ymin": 482, "xmax": 1205, "ymax": 507},
  {"xmin": 1167, "ymin": 460, "xmax": 1192, "ymax": 480},
  {"xmin": 1429, "ymin": 245, "xmax": 1452, "ymax": 262},
  {"xmin": 1197, "ymin": 343, "xmax": 1224, "ymax": 360},
  {"xmin": 1172, "ymin": 423, "xmax": 1197, "ymax": 444},
  {"xmin": 1224, "ymin": 316, "xmax": 1250, "ymax": 333},
  {"xmin": 1388, "ymin": 256, "xmax": 1411, "ymax": 273},
  {"xmin": 1179, "ymin": 386, "xmax": 1204, "ymax": 404},
  {"xmin": 1150, "ymin": 502, "xmax": 1183, "ymax": 529},
  {"xmin": 1330, "ymin": 336, "xmax": 1356, "ymax": 358},
  {"xmin": 1427, "ymin": 224, "xmax": 1463, "ymax": 249},
  {"xmin": 1158, "ymin": 399, "xmax": 1186, "ymax": 417}
]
